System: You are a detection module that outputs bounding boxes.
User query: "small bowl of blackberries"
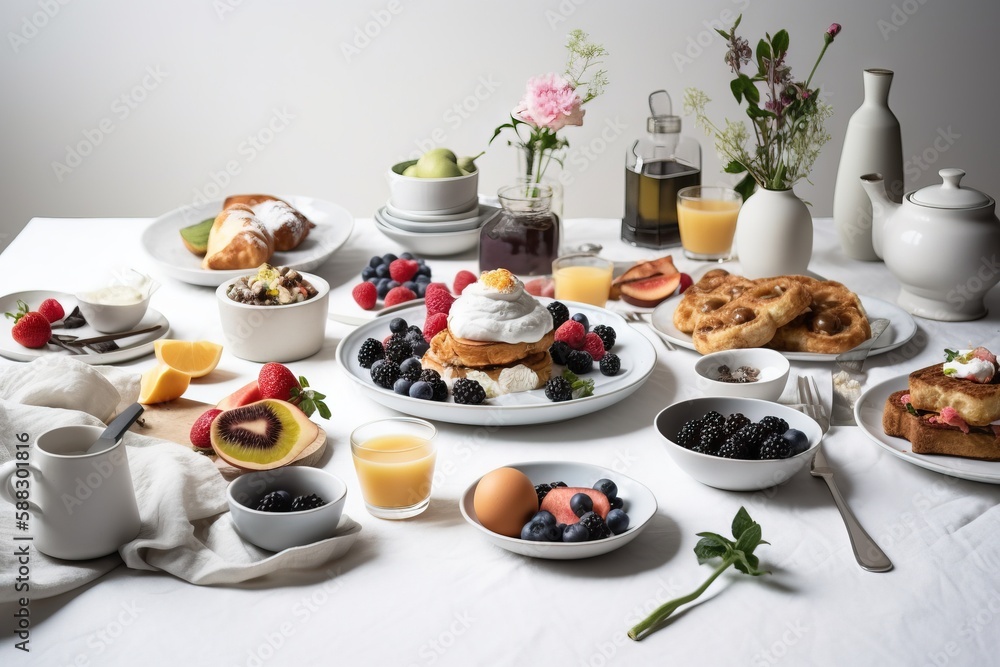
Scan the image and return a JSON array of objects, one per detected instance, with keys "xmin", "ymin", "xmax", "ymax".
[{"xmin": 654, "ymin": 397, "xmax": 823, "ymax": 491}]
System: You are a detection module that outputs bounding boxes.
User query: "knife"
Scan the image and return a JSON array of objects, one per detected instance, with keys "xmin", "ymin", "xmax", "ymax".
[{"xmin": 810, "ymin": 445, "xmax": 893, "ymax": 572}]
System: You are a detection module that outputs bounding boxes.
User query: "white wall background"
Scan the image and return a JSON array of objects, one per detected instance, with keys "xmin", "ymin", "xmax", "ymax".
[{"xmin": 2, "ymin": 0, "xmax": 997, "ymax": 252}]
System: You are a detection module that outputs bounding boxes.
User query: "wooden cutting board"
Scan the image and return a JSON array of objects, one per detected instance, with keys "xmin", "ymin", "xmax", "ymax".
[{"xmin": 131, "ymin": 398, "xmax": 327, "ymax": 475}]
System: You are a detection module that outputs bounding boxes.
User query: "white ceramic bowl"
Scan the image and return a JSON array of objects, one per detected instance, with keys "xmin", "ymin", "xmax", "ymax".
[
  {"xmin": 216, "ymin": 271, "xmax": 330, "ymax": 362},
  {"xmin": 373, "ymin": 214, "xmax": 480, "ymax": 257},
  {"xmin": 387, "ymin": 160, "xmax": 479, "ymax": 213},
  {"xmin": 227, "ymin": 467, "xmax": 347, "ymax": 552},
  {"xmin": 460, "ymin": 461, "xmax": 657, "ymax": 560},
  {"xmin": 654, "ymin": 397, "xmax": 822, "ymax": 491},
  {"xmin": 74, "ymin": 292, "xmax": 151, "ymax": 333},
  {"xmin": 693, "ymin": 348, "xmax": 790, "ymax": 401}
]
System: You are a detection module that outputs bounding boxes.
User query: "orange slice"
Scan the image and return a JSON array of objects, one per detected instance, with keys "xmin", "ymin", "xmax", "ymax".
[
  {"xmin": 153, "ymin": 340, "xmax": 223, "ymax": 378},
  {"xmin": 139, "ymin": 363, "xmax": 191, "ymax": 404}
]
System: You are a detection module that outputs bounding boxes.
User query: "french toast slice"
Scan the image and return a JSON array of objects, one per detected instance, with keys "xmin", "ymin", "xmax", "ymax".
[
  {"xmin": 883, "ymin": 390, "xmax": 1000, "ymax": 461},
  {"xmin": 907, "ymin": 364, "xmax": 1000, "ymax": 427}
]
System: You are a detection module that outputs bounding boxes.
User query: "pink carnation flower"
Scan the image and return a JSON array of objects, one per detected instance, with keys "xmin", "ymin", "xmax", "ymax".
[{"xmin": 513, "ymin": 73, "xmax": 585, "ymax": 131}]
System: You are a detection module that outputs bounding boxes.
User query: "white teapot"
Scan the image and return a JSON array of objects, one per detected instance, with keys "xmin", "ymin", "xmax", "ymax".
[{"xmin": 861, "ymin": 168, "xmax": 1000, "ymax": 321}]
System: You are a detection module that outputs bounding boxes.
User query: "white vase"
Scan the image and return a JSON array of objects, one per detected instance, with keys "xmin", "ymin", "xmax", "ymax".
[
  {"xmin": 833, "ymin": 68, "xmax": 903, "ymax": 261},
  {"xmin": 734, "ymin": 187, "xmax": 813, "ymax": 278}
]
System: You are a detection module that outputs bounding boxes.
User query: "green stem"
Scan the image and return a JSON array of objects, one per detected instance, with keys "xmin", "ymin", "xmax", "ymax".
[
  {"xmin": 804, "ymin": 41, "xmax": 829, "ymax": 90},
  {"xmin": 628, "ymin": 558, "xmax": 732, "ymax": 641}
]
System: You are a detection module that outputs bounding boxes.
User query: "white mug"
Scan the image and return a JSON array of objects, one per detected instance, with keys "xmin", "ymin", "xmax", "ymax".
[{"xmin": 0, "ymin": 424, "xmax": 141, "ymax": 560}]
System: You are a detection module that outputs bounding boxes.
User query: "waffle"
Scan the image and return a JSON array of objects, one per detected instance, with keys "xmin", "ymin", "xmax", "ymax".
[{"xmin": 766, "ymin": 275, "xmax": 871, "ymax": 354}]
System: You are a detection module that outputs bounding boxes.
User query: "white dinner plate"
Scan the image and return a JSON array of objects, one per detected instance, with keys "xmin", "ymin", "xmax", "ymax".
[
  {"xmin": 0, "ymin": 290, "xmax": 170, "ymax": 364},
  {"xmin": 142, "ymin": 196, "xmax": 354, "ymax": 287},
  {"xmin": 855, "ymin": 375, "xmax": 1000, "ymax": 484},
  {"xmin": 384, "ymin": 200, "xmax": 482, "ymax": 222},
  {"xmin": 376, "ymin": 207, "xmax": 487, "ymax": 234},
  {"xmin": 335, "ymin": 300, "xmax": 656, "ymax": 426},
  {"xmin": 459, "ymin": 461, "xmax": 657, "ymax": 559},
  {"xmin": 650, "ymin": 294, "xmax": 917, "ymax": 361}
]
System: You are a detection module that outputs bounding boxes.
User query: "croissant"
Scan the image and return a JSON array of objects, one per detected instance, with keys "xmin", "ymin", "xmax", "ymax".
[
  {"xmin": 223, "ymin": 194, "xmax": 314, "ymax": 251},
  {"xmin": 202, "ymin": 204, "xmax": 274, "ymax": 270}
]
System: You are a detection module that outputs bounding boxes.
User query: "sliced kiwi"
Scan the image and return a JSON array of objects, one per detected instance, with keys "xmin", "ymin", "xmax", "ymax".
[
  {"xmin": 179, "ymin": 217, "xmax": 215, "ymax": 256},
  {"xmin": 211, "ymin": 399, "xmax": 318, "ymax": 470}
]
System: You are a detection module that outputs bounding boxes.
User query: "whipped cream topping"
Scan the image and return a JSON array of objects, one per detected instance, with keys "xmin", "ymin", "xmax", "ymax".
[
  {"xmin": 448, "ymin": 270, "xmax": 553, "ymax": 343},
  {"xmin": 943, "ymin": 349, "xmax": 995, "ymax": 383}
]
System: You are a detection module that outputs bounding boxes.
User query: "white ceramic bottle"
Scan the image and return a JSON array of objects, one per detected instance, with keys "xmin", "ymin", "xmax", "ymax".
[{"xmin": 833, "ymin": 68, "xmax": 903, "ymax": 261}]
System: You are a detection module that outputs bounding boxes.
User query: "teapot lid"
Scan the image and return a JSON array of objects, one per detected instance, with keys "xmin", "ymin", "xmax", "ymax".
[{"xmin": 910, "ymin": 169, "xmax": 992, "ymax": 209}]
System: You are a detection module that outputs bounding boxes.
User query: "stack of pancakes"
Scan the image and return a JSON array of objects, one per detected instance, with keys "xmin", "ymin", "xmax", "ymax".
[
  {"xmin": 422, "ymin": 329, "xmax": 554, "ymax": 386},
  {"xmin": 673, "ymin": 270, "xmax": 871, "ymax": 354}
]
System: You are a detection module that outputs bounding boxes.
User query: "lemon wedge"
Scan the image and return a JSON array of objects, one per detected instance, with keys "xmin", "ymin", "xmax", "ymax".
[
  {"xmin": 153, "ymin": 340, "xmax": 223, "ymax": 378},
  {"xmin": 139, "ymin": 363, "xmax": 191, "ymax": 404}
]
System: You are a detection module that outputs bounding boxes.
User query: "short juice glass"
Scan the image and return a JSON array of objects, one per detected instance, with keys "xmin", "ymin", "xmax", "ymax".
[
  {"xmin": 552, "ymin": 254, "xmax": 614, "ymax": 306},
  {"xmin": 350, "ymin": 418, "xmax": 437, "ymax": 519},
  {"xmin": 677, "ymin": 186, "xmax": 742, "ymax": 261}
]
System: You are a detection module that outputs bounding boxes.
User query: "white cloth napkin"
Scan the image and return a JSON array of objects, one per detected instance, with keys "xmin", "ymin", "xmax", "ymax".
[{"xmin": 0, "ymin": 357, "xmax": 360, "ymax": 602}]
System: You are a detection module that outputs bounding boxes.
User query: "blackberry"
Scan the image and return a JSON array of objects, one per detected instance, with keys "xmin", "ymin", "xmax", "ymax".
[
  {"xmin": 408, "ymin": 335, "xmax": 429, "ymax": 358},
  {"xmin": 544, "ymin": 377, "xmax": 573, "ymax": 402},
  {"xmin": 717, "ymin": 435, "xmax": 753, "ymax": 459},
  {"xmin": 255, "ymin": 490, "xmax": 291, "ymax": 512},
  {"xmin": 428, "ymin": 379, "xmax": 448, "ymax": 402},
  {"xmin": 698, "ymin": 423, "xmax": 724, "ymax": 455},
  {"xmin": 407, "ymin": 324, "xmax": 423, "ymax": 337},
  {"xmin": 549, "ymin": 481, "xmax": 567, "ymax": 488},
  {"xmin": 547, "ymin": 301, "xmax": 570, "ymax": 329},
  {"xmin": 370, "ymin": 359, "xmax": 401, "ymax": 389},
  {"xmin": 534, "ymin": 483, "xmax": 554, "ymax": 504},
  {"xmin": 675, "ymin": 419, "xmax": 703, "ymax": 450},
  {"xmin": 703, "ymin": 411, "xmax": 726, "ymax": 427},
  {"xmin": 567, "ymin": 350, "xmax": 594, "ymax": 374},
  {"xmin": 759, "ymin": 416, "xmax": 789, "ymax": 436},
  {"xmin": 609, "ymin": 496, "xmax": 624, "ymax": 511},
  {"xmin": 599, "ymin": 353, "xmax": 620, "ymax": 376},
  {"xmin": 453, "ymin": 378, "xmax": 486, "ymax": 405},
  {"xmin": 357, "ymin": 338, "xmax": 385, "ymax": 369},
  {"xmin": 290, "ymin": 494, "xmax": 327, "ymax": 511},
  {"xmin": 384, "ymin": 338, "xmax": 413, "ymax": 365},
  {"xmin": 549, "ymin": 341, "xmax": 572, "ymax": 365},
  {"xmin": 578, "ymin": 511, "xmax": 611, "ymax": 540},
  {"xmin": 592, "ymin": 324, "xmax": 616, "ymax": 350},
  {"xmin": 398, "ymin": 357, "xmax": 423, "ymax": 381},
  {"xmin": 419, "ymin": 369, "xmax": 442, "ymax": 383},
  {"xmin": 723, "ymin": 413, "xmax": 752, "ymax": 436},
  {"xmin": 388, "ymin": 317, "xmax": 408, "ymax": 334},
  {"xmin": 759, "ymin": 432, "xmax": 791, "ymax": 460},
  {"xmin": 739, "ymin": 423, "xmax": 769, "ymax": 451}
]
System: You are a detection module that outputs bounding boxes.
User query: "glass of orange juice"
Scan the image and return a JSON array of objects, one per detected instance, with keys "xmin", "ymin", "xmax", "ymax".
[
  {"xmin": 350, "ymin": 418, "xmax": 437, "ymax": 519},
  {"xmin": 677, "ymin": 186, "xmax": 743, "ymax": 261},
  {"xmin": 552, "ymin": 254, "xmax": 614, "ymax": 306}
]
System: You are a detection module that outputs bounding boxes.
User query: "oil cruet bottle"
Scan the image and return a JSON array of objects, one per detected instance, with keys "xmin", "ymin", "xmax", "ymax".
[{"xmin": 622, "ymin": 90, "xmax": 701, "ymax": 248}]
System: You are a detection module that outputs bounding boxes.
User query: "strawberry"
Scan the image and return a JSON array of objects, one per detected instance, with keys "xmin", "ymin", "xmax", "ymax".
[
  {"xmin": 583, "ymin": 332, "xmax": 606, "ymax": 361},
  {"xmin": 352, "ymin": 282, "xmax": 377, "ymax": 310},
  {"xmin": 389, "ymin": 259, "xmax": 419, "ymax": 283},
  {"xmin": 423, "ymin": 312, "xmax": 448, "ymax": 342},
  {"xmin": 384, "ymin": 286, "xmax": 417, "ymax": 307},
  {"xmin": 453, "ymin": 270, "xmax": 477, "ymax": 295},
  {"xmin": 677, "ymin": 273, "xmax": 693, "ymax": 294},
  {"xmin": 425, "ymin": 282, "xmax": 450, "ymax": 297},
  {"xmin": 425, "ymin": 288, "xmax": 455, "ymax": 317},
  {"xmin": 189, "ymin": 408, "xmax": 222, "ymax": 451},
  {"xmin": 38, "ymin": 298, "xmax": 65, "ymax": 323},
  {"xmin": 5, "ymin": 300, "xmax": 52, "ymax": 349},
  {"xmin": 257, "ymin": 362, "xmax": 331, "ymax": 419},
  {"xmin": 554, "ymin": 320, "xmax": 586, "ymax": 349}
]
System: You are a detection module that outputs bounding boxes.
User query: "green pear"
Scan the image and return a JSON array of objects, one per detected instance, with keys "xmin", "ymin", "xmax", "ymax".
[
  {"xmin": 422, "ymin": 147, "xmax": 457, "ymax": 163},
  {"xmin": 457, "ymin": 156, "xmax": 477, "ymax": 173},
  {"xmin": 402, "ymin": 164, "xmax": 418, "ymax": 177},
  {"xmin": 416, "ymin": 154, "xmax": 463, "ymax": 178}
]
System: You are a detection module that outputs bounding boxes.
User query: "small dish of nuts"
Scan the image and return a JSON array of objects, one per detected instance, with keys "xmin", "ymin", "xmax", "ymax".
[{"xmin": 226, "ymin": 264, "xmax": 319, "ymax": 306}]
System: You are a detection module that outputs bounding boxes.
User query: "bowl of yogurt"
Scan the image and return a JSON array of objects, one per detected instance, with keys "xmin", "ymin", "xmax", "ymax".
[{"xmin": 76, "ymin": 271, "xmax": 157, "ymax": 333}]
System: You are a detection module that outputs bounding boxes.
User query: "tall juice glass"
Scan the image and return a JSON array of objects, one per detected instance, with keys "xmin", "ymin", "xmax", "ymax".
[
  {"xmin": 552, "ymin": 254, "xmax": 614, "ymax": 306},
  {"xmin": 677, "ymin": 186, "xmax": 742, "ymax": 261},
  {"xmin": 350, "ymin": 418, "xmax": 437, "ymax": 519}
]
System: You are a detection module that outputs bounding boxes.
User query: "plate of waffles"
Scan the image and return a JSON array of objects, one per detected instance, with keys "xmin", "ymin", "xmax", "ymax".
[{"xmin": 649, "ymin": 269, "xmax": 917, "ymax": 361}]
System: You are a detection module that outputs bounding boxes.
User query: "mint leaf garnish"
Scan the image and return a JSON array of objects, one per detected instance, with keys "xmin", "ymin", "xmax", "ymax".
[
  {"xmin": 561, "ymin": 369, "xmax": 594, "ymax": 399},
  {"xmin": 944, "ymin": 348, "xmax": 960, "ymax": 362}
]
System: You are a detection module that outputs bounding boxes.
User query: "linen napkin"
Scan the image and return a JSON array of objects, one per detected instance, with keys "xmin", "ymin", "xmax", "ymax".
[{"xmin": 0, "ymin": 357, "xmax": 360, "ymax": 603}]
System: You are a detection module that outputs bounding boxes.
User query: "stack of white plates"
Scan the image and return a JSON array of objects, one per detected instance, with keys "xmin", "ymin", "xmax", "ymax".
[{"xmin": 373, "ymin": 200, "xmax": 499, "ymax": 257}]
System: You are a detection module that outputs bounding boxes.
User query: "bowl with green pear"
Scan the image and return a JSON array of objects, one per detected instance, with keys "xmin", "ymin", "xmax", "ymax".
[{"xmin": 388, "ymin": 148, "xmax": 481, "ymax": 213}]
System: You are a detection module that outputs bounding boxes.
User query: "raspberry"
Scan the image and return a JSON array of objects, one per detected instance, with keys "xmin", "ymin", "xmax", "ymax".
[
  {"xmin": 425, "ymin": 288, "xmax": 455, "ymax": 317},
  {"xmin": 351, "ymin": 282, "xmax": 377, "ymax": 310},
  {"xmin": 583, "ymin": 332, "xmax": 606, "ymax": 361},
  {"xmin": 554, "ymin": 320, "xmax": 586, "ymax": 349},
  {"xmin": 425, "ymin": 282, "xmax": 450, "ymax": 297},
  {"xmin": 384, "ymin": 286, "xmax": 417, "ymax": 307},
  {"xmin": 422, "ymin": 312, "xmax": 448, "ymax": 341},
  {"xmin": 453, "ymin": 270, "xmax": 477, "ymax": 295},
  {"xmin": 389, "ymin": 259, "xmax": 419, "ymax": 283}
]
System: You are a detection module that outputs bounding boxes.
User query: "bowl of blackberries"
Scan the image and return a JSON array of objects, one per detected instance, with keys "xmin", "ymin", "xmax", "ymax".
[
  {"xmin": 655, "ymin": 397, "xmax": 822, "ymax": 491},
  {"xmin": 227, "ymin": 467, "xmax": 348, "ymax": 551}
]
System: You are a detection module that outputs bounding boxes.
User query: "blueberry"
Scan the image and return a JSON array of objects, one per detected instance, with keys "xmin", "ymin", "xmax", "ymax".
[
  {"xmin": 399, "ymin": 356, "xmax": 422, "ymax": 380},
  {"xmin": 408, "ymin": 381, "xmax": 434, "ymax": 401},
  {"xmin": 521, "ymin": 519, "xmax": 560, "ymax": 542},
  {"xmin": 416, "ymin": 258, "xmax": 427, "ymax": 266},
  {"xmin": 369, "ymin": 255, "xmax": 383, "ymax": 268},
  {"xmin": 361, "ymin": 266, "xmax": 376, "ymax": 280},
  {"xmin": 399, "ymin": 252, "xmax": 414, "ymax": 260},
  {"xmin": 609, "ymin": 496, "xmax": 624, "ymax": 511},
  {"xmin": 415, "ymin": 274, "xmax": 431, "ymax": 284},
  {"xmin": 403, "ymin": 281, "xmax": 418, "ymax": 293},
  {"xmin": 375, "ymin": 263, "xmax": 390, "ymax": 278},
  {"xmin": 409, "ymin": 338, "xmax": 429, "ymax": 357},
  {"xmin": 393, "ymin": 377, "xmax": 414, "ymax": 395},
  {"xmin": 593, "ymin": 478, "xmax": 618, "ymax": 500},
  {"xmin": 416, "ymin": 264, "xmax": 432, "ymax": 277},
  {"xmin": 606, "ymin": 509, "xmax": 630, "ymax": 535},
  {"xmin": 389, "ymin": 317, "xmax": 408, "ymax": 334},
  {"xmin": 415, "ymin": 283, "xmax": 427, "ymax": 298},
  {"xmin": 562, "ymin": 523, "xmax": 590, "ymax": 542},
  {"xmin": 367, "ymin": 277, "xmax": 379, "ymax": 286},
  {"xmin": 531, "ymin": 511, "xmax": 557, "ymax": 526},
  {"xmin": 570, "ymin": 492, "xmax": 593, "ymax": 517},
  {"xmin": 571, "ymin": 313, "xmax": 590, "ymax": 331},
  {"xmin": 382, "ymin": 253, "xmax": 398, "ymax": 265},
  {"xmin": 782, "ymin": 428, "xmax": 810, "ymax": 455},
  {"xmin": 376, "ymin": 279, "xmax": 392, "ymax": 299},
  {"xmin": 386, "ymin": 280, "xmax": 400, "ymax": 291}
]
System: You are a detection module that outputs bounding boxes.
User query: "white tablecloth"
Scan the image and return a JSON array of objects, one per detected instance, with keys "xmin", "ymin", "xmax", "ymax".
[{"xmin": 2, "ymin": 215, "xmax": 999, "ymax": 666}]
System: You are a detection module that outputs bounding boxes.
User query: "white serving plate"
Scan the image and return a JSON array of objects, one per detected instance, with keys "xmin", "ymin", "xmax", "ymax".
[
  {"xmin": 384, "ymin": 199, "xmax": 481, "ymax": 222},
  {"xmin": 0, "ymin": 290, "xmax": 169, "ymax": 364},
  {"xmin": 376, "ymin": 206, "xmax": 488, "ymax": 234},
  {"xmin": 334, "ymin": 300, "xmax": 656, "ymax": 426},
  {"xmin": 459, "ymin": 461, "xmax": 657, "ymax": 559},
  {"xmin": 855, "ymin": 375, "xmax": 1000, "ymax": 484},
  {"xmin": 372, "ymin": 215, "xmax": 481, "ymax": 258},
  {"xmin": 142, "ymin": 195, "xmax": 354, "ymax": 287},
  {"xmin": 650, "ymin": 294, "xmax": 917, "ymax": 361}
]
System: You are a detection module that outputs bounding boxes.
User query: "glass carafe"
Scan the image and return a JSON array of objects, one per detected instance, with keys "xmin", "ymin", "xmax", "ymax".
[{"xmin": 479, "ymin": 183, "xmax": 559, "ymax": 277}]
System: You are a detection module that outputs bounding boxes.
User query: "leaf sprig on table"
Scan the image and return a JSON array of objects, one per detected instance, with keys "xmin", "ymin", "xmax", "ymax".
[{"xmin": 628, "ymin": 506, "xmax": 770, "ymax": 641}]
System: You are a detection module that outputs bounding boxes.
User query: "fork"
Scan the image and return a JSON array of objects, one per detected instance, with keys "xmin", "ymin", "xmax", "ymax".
[
  {"xmin": 623, "ymin": 311, "xmax": 675, "ymax": 352},
  {"xmin": 796, "ymin": 375, "xmax": 830, "ymax": 433}
]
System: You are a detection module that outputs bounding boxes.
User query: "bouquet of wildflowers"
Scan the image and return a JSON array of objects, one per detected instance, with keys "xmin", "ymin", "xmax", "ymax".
[{"xmin": 683, "ymin": 17, "xmax": 841, "ymax": 201}]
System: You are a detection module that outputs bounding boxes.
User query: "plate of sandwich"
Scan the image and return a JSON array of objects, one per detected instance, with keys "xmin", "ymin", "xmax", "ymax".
[{"xmin": 856, "ymin": 351, "xmax": 1000, "ymax": 484}]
